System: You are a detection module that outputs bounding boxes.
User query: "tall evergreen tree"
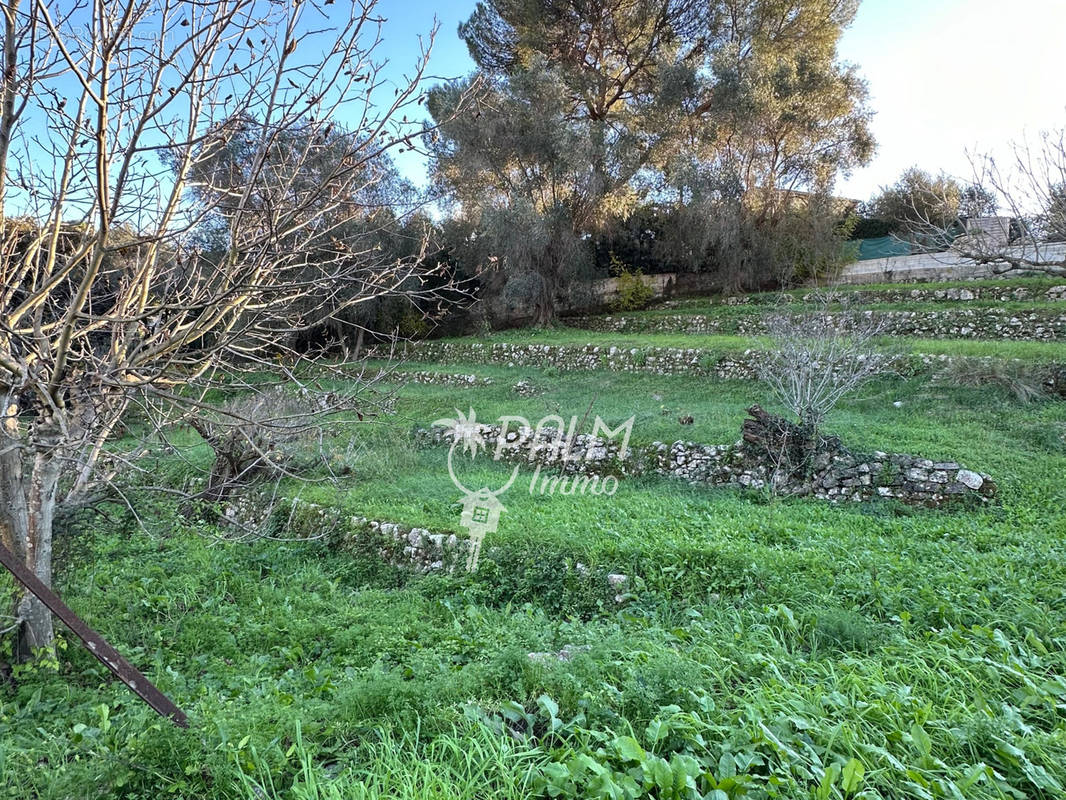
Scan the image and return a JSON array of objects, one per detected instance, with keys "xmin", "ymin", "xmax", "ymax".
[{"xmin": 429, "ymin": 0, "xmax": 873, "ymax": 320}]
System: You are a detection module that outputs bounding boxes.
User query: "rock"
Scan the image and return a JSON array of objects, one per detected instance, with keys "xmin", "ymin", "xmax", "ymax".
[
  {"xmin": 512, "ymin": 379, "xmax": 540, "ymax": 397},
  {"xmin": 956, "ymin": 469, "xmax": 983, "ymax": 490},
  {"xmin": 607, "ymin": 573, "xmax": 628, "ymax": 589},
  {"xmin": 528, "ymin": 645, "xmax": 591, "ymax": 663}
]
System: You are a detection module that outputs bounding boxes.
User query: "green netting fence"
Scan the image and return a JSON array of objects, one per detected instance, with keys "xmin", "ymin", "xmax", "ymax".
[
  {"xmin": 855, "ymin": 229, "xmax": 961, "ymax": 261},
  {"xmin": 856, "ymin": 236, "xmax": 912, "ymax": 260}
]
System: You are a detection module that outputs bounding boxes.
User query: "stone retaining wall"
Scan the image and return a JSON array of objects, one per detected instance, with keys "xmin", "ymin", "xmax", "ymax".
[
  {"xmin": 655, "ymin": 284, "xmax": 1066, "ymax": 308},
  {"xmin": 568, "ymin": 307, "xmax": 1066, "ymax": 341},
  {"xmin": 371, "ymin": 340, "xmax": 1066, "ymax": 393},
  {"xmin": 393, "ymin": 370, "xmax": 495, "ymax": 388},
  {"xmin": 234, "ymin": 495, "xmax": 473, "ymax": 572},
  {"xmin": 374, "ymin": 340, "xmax": 734, "ymax": 376},
  {"xmin": 816, "ymin": 284, "xmax": 1066, "ymax": 305},
  {"xmin": 415, "ymin": 405, "xmax": 996, "ymax": 507},
  {"xmin": 242, "ymin": 497, "xmax": 631, "ymax": 598}
]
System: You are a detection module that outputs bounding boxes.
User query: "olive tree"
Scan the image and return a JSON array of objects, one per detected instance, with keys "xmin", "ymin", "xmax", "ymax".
[{"xmin": 430, "ymin": 0, "xmax": 875, "ymax": 314}]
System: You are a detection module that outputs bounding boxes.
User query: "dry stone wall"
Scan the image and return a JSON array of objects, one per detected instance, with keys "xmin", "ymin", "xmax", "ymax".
[
  {"xmin": 568, "ymin": 307, "xmax": 1066, "ymax": 341},
  {"xmin": 237, "ymin": 495, "xmax": 473, "ymax": 573},
  {"xmin": 372, "ymin": 341, "xmax": 1066, "ymax": 394},
  {"xmin": 818, "ymin": 284, "xmax": 1066, "ymax": 305},
  {"xmin": 242, "ymin": 496, "xmax": 632, "ymax": 600},
  {"xmin": 393, "ymin": 370, "xmax": 495, "ymax": 388},
  {"xmin": 415, "ymin": 405, "xmax": 996, "ymax": 507}
]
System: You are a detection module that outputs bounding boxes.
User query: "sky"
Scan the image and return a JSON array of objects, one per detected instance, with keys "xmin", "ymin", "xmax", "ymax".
[
  {"xmin": 364, "ymin": 0, "xmax": 1066, "ymax": 203},
  {"xmin": 834, "ymin": 0, "xmax": 1066, "ymax": 201}
]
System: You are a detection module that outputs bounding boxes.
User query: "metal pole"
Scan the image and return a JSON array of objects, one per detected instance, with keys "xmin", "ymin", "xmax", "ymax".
[{"xmin": 0, "ymin": 542, "xmax": 188, "ymax": 728}]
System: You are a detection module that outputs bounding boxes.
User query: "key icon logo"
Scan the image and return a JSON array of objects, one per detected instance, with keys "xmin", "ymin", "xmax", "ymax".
[{"xmin": 434, "ymin": 408, "xmax": 520, "ymax": 571}]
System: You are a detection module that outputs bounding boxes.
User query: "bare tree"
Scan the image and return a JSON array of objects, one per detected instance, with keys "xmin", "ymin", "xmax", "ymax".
[
  {"xmin": 758, "ymin": 291, "xmax": 889, "ymax": 433},
  {"xmin": 0, "ymin": 0, "xmax": 464, "ymax": 659},
  {"xmin": 901, "ymin": 127, "xmax": 1066, "ymax": 277}
]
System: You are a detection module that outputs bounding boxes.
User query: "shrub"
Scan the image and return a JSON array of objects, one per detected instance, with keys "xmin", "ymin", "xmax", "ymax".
[
  {"xmin": 398, "ymin": 306, "xmax": 430, "ymax": 338},
  {"xmin": 609, "ymin": 253, "xmax": 655, "ymax": 312},
  {"xmin": 937, "ymin": 359, "xmax": 1050, "ymax": 403},
  {"xmin": 759, "ymin": 290, "xmax": 890, "ymax": 430}
]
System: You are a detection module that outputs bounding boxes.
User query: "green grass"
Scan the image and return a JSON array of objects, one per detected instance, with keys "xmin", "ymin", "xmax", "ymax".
[
  {"xmin": 3, "ymin": 363, "xmax": 1065, "ymax": 799},
  {"xmin": 890, "ymin": 337, "xmax": 1066, "ymax": 361}
]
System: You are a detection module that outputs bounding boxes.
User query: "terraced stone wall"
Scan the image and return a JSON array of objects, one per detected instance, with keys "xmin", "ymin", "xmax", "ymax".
[
  {"xmin": 371, "ymin": 341, "xmax": 1066, "ymax": 396},
  {"xmin": 415, "ymin": 406, "xmax": 996, "ymax": 507},
  {"xmin": 569, "ymin": 307, "xmax": 1066, "ymax": 341}
]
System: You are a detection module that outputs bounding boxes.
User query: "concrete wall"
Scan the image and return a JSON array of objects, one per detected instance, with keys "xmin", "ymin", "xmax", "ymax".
[
  {"xmin": 837, "ymin": 242, "xmax": 1066, "ymax": 285},
  {"xmin": 574, "ymin": 271, "xmax": 727, "ymax": 310},
  {"xmin": 575, "ymin": 243, "xmax": 1066, "ymax": 301}
]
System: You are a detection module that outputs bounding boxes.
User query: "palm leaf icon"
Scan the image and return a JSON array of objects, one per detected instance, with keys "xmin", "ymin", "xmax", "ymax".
[{"xmin": 432, "ymin": 407, "xmax": 486, "ymax": 459}]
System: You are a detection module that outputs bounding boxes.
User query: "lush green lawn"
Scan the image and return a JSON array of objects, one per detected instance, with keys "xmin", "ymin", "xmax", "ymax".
[{"xmin": 2, "ymin": 363, "xmax": 1065, "ymax": 799}]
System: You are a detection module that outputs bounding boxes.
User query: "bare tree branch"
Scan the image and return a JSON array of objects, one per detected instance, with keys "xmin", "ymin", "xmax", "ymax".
[{"xmin": 0, "ymin": 0, "xmax": 471, "ymax": 658}]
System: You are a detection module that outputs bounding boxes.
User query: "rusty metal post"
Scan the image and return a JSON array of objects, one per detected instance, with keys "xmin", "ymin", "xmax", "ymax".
[{"xmin": 0, "ymin": 542, "xmax": 188, "ymax": 728}]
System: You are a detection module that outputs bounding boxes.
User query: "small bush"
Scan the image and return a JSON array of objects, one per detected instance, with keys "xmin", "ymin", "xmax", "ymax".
[
  {"xmin": 609, "ymin": 262, "xmax": 655, "ymax": 312},
  {"xmin": 697, "ymin": 352, "xmax": 719, "ymax": 373},
  {"xmin": 809, "ymin": 608, "xmax": 887, "ymax": 654},
  {"xmin": 398, "ymin": 307, "xmax": 430, "ymax": 338}
]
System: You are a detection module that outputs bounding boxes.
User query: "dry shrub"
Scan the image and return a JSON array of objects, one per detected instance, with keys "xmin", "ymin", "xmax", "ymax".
[
  {"xmin": 937, "ymin": 360, "xmax": 1050, "ymax": 403},
  {"xmin": 759, "ymin": 291, "xmax": 891, "ymax": 430}
]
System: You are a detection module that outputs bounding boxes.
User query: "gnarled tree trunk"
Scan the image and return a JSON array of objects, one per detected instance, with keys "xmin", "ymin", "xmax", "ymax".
[{"xmin": 0, "ymin": 429, "xmax": 61, "ymax": 661}]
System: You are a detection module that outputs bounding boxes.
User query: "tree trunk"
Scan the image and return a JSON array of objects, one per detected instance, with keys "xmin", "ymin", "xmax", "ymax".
[
  {"xmin": 533, "ymin": 296, "xmax": 556, "ymax": 327},
  {"xmin": 533, "ymin": 232, "xmax": 564, "ymax": 326},
  {"xmin": 0, "ymin": 436, "xmax": 60, "ymax": 661}
]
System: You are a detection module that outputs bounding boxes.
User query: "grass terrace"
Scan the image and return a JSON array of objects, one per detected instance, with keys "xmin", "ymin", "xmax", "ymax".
[{"xmin": 4, "ymin": 354, "xmax": 1066, "ymax": 799}]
